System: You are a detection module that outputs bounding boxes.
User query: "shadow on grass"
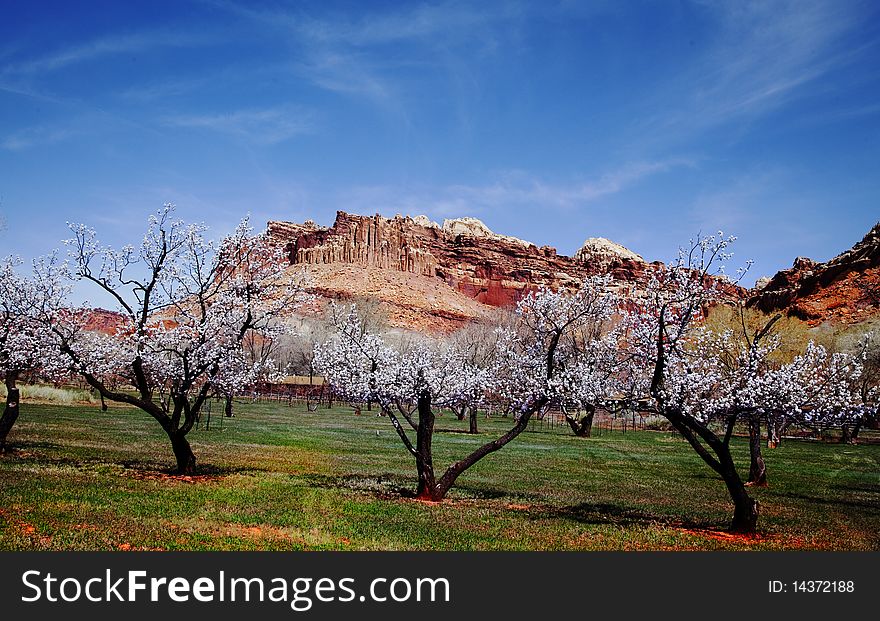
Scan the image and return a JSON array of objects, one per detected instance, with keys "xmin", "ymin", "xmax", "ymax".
[
  {"xmin": 298, "ymin": 473, "xmax": 713, "ymax": 530},
  {"xmin": 305, "ymin": 474, "xmax": 538, "ymax": 503},
  {"xmin": 775, "ymin": 491, "xmax": 880, "ymax": 511},
  {"xmin": 528, "ymin": 502, "xmax": 709, "ymax": 530},
  {"xmin": 837, "ymin": 483, "xmax": 880, "ymax": 494},
  {"xmin": 2, "ymin": 441, "xmax": 250, "ymax": 479}
]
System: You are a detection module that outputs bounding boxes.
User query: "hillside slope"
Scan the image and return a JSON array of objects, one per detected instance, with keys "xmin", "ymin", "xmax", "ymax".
[{"xmin": 748, "ymin": 222, "xmax": 880, "ymax": 325}]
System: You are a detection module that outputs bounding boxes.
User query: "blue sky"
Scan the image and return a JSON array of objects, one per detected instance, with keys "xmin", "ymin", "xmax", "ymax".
[{"xmin": 1, "ymin": 0, "xmax": 879, "ymax": 295}]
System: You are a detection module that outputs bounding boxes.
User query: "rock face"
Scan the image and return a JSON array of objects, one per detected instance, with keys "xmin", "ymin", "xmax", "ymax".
[
  {"xmin": 270, "ymin": 214, "xmax": 439, "ymax": 277},
  {"xmin": 79, "ymin": 308, "xmax": 126, "ymax": 335},
  {"xmin": 748, "ymin": 222, "xmax": 880, "ymax": 325},
  {"xmin": 267, "ymin": 211, "xmax": 653, "ymax": 331},
  {"xmin": 574, "ymin": 237, "xmax": 645, "ymax": 268},
  {"xmin": 441, "ymin": 216, "xmax": 533, "ymax": 248}
]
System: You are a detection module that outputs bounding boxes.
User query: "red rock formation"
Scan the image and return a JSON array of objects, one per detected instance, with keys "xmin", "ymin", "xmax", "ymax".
[
  {"xmin": 748, "ymin": 223, "xmax": 880, "ymax": 325},
  {"xmin": 79, "ymin": 308, "xmax": 126, "ymax": 335},
  {"xmin": 272, "ymin": 214, "xmax": 439, "ymax": 277},
  {"xmin": 268, "ymin": 211, "xmax": 654, "ymax": 315}
]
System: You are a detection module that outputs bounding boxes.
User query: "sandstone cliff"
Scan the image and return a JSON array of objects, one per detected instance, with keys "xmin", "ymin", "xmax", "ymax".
[
  {"xmin": 79, "ymin": 308, "xmax": 126, "ymax": 335},
  {"xmin": 748, "ymin": 222, "xmax": 880, "ymax": 325},
  {"xmin": 267, "ymin": 211, "xmax": 653, "ymax": 332}
]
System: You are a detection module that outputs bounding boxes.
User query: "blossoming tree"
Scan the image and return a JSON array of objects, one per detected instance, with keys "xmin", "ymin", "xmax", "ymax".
[
  {"xmin": 756, "ymin": 340, "xmax": 869, "ymax": 447},
  {"xmin": 43, "ymin": 205, "xmax": 308, "ymax": 473},
  {"xmin": 0, "ymin": 256, "xmax": 70, "ymax": 450},
  {"xmin": 623, "ymin": 233, "xmax": 767, "ymax": 532},
  {"xmin": 315, "ymin": 276, "xmax": 620, "ymax": 501},
  {"xmin": 626, "ymin": 233, "xmax": 870, "ymax": 532}
]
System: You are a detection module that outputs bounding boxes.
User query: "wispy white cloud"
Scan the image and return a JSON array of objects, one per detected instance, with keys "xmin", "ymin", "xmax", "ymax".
[
  {"xmin": 296, "ymin": 2, "xmax": 519, "ymax": 47},
  {"xmin": 205, "ymin": 0, "xmax": 522, "ymax": 115},
  {"xmin": 333, "ymin": 159, "xmax": 691, "ymax": 217},
  {"xmin": 0, "ymin": 29, "xmax": 215, "ymax": 77},
  {"xmin": 646, "ymin": 0, "xmax": 870, "ymax": 134},
  {"xmin": 161, "ymin": 107, "xmax": 315, "ymax": 145},
  {"xmin": 0, "ymin": 81, "xmax": 65, "ymax": 103},
  {"xmin": 291, "ymin": 52, "xmax": 393, "ymax": 103},
  {"xmin": 206, "ymin": 0, "xmax": 520, "ymax": 47},
  {"xmin": 115, "ymin": 75, "xmax": 213, "ymax": 102},
  {"xmin": 1, "ymin": 125, "xmax": 78, "ymax": 150},
  {"xmin": 796, "ymin": 101, "xmax": 880, "ymax": 126}
]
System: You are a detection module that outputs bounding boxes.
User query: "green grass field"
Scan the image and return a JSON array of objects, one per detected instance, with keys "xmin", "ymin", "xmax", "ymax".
[{"xmin": 1, "ymin": 400, "xmax": 878, "ymax": 550}]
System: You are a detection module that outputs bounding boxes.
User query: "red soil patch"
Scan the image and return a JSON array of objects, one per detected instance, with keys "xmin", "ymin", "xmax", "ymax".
[
  {"xmin": 679, "ymin": 528, "xmax": 772, "ymax": 545},
  {"xmin": 0, "ymin": 508, "xmax": 49, "ymax": 543},
  {"xmin": 115, "ymin": 542, "xmax": 166, "ymax": 551},
  {"xmin": 411, "ymin": 497, "xmax": 443, "ymax": 506},
  {"xmin": 124, "ymin": 471, "xmax": 224, "ymax": 484}
]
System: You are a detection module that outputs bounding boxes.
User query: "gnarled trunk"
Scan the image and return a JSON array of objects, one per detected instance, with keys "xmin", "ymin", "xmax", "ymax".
[
  {"xmin": 564, "ymin": 404, "xmax": 596, "ymax": 437},
  {"xmin": 414, "ymin": 392, "xmax": 439, "ymax": 500},
  {"xmin": 432, "ymin": 399, "xmax": 545, "ymax": 501},
  {"xmin": 665, "ymin": 410, "xmax": 759, "ymax": 534},
  {"xmin": 169, "ymin": 431, "xmax": 196, "ymax": 475},
  {"xmin": 0, "ymin": 373, "xmax": 21, "ymax": 451},
  {"xmin": 711, "ymin": 430, "xmax": 759, "ymax": 533},
  {"xmin": 408, "ymin": 393, "xmax": 545, "ymax": 501},
  {"xmin": 842, "ymin": 415, "xmax": 864, "ymax": 444},
  {"xmin": 468, "ymin": 407, "xmax": 478, "ymax": 434},
  {"xmin": 747, "ymin": 414, "xmax": 767, "ymax": 486},
  {"xmin": 726, "ymin": 468, "xmax": 760, "ymax": 533},
  {"xmin": 224, "ymin": 395, "xmax": 234, "ymax": 418}
]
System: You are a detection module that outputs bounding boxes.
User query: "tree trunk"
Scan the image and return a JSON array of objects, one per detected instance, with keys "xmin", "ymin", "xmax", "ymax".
[
  {"xmin": 564, "ymin": 404, "xmax": 596, "ymax": 437},
  {"xmin": 414, "ymin": 392, "xmax": 439, "ymax": 500},
  {"xmin": 468, "ymin": 407, "xmax": 478, "ymax": 434},
  {"xmin": 747, "ymin": 414, "xmax": 767, "ymax": 486},
  {"xmin": 666, "ymin": 411, "xmax": 759, "ymax": 534},
  {"xmin": 714, "ymin": 432, "xmax": 759, "ymax": 533},
  {"xmin": 169, "ymin": 431, "xmax": 196, "ymax": 475},
  {"xmin": 455, "ymin": 406, "xmax": 466, "ymax": 421},
  {"xmin": 432, "ymin": 398, "xmax": 546, "ymax": 501},
  {"xmin": 850, "ymin": 417, "xmax": 863, "ymax": 443},
  {"xmin": 0, "ymin": 373, "xmax": 21, "ymax": 451},
  {"xmin": 841, "ymin": 424, "xmax": 853, "ymax": 444},
  {"xmin": 651, "ymin": 316, "xmax": 758, "ymax": 533},
  {"xmin": 726, "ymin": 464, "xmax": 760, "ymax": 534},
  {"xmin": 224, "ymin": 395, "xmax": 234, "ymax": 418},
  {"xmin": 767, "ymin": 415, "xmax": 782, "ymax": 448},
  {"xmin": 867, "ymin": 407, "xmax": 879, "ymax": 430}
]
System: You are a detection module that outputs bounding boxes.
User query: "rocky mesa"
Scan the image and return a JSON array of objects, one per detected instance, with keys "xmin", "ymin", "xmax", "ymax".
[{"xmin": 267, "ymin": 211, "xmax": 655, "ymax": 332}]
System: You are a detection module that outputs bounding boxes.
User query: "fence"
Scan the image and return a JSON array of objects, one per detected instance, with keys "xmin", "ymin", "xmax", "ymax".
[
  {"xmin": 526, "ymin": 407, "xmax": 660, "ymax": 436},
  {"xmin": 172, "ymin": 390, "xmax": 880, "ymax": 445}
]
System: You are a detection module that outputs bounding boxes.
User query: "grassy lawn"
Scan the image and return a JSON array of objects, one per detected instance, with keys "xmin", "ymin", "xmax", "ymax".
[{"xmin": 1, "ymin": 400, "xmax": 878, "ymax": 550}]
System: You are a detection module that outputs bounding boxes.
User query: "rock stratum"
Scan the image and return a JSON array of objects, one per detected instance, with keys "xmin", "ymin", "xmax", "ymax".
[
  {"xmin": 77, "ymin": 215, "xmax": 879, "ymax": 337},
  {"xmin": 267, "ymin": 211, "xmax": 654, "ymax": 332},
  {"xmin": 748, "ymin": 222, "xmax": 880, "ymax": 325}
]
